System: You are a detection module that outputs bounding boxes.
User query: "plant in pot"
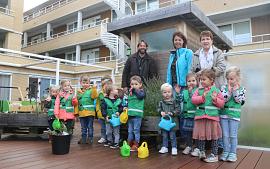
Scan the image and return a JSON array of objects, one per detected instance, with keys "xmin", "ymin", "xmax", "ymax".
[{"xmin": 50, "ymin": 118, "xmax": 71, "ymax": 155}]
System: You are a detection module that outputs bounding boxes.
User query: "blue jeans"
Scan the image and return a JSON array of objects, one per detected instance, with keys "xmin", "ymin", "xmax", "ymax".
[
  {"xmin": 220, "ymin": 118, "xmax": 239, "ymax": 154},
  {"xmin": 162, "ymin": 129, "xmax": 177, "ymax": 148},
  {"xmin": 106, "ymin": 123, "xmax": 120, "ymax": 144},
  {"xmin": 128, "ymin": 116, "xmax": 142, "ymax": 143},
  {"xmin": 79, "ymin": 116, "xmax": 94, "ymax": 139},
  {"xmin": 98, "ymin": 119, "xmax": 106, "ymax": 139}
]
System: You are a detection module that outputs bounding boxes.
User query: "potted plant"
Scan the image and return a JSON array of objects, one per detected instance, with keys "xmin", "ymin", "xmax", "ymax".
[{"xmin": 50, "ymin": 119, "xmax": 71, "ymax": 155}]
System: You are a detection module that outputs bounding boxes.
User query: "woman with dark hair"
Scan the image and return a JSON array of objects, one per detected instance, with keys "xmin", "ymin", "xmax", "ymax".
[{"xmin": 166, "ymin": 31, "xmax": 193, "ymax": 91}]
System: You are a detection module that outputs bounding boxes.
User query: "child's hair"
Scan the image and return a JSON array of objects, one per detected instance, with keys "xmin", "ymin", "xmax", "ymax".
[
  {"xmin": 201, "ymin": 69, "xmax": 216, "ymax": 82},
  {"xmin": 105, "ymin": 84, "xmax": 117, "ymax": 97},
  {"xmin": 160, "ymin": 83, "xmax": 173, "ymax": 92},
  {"xmin": 226, "ymin": 66, "xmax": 241, "ymax": 80},
  {"xmin": 130, "ymin": 75, "xmax": 142, "ymax": 84},
  {"xmin": 186, "ymin": 73, "xmax": 198, "ymax": 86},
  {"xmin": 101, "ymin": 75, "xmax": 113, "ymax": 87},
  {"xmin": 117, "ymin": 88, "xmax": 124, "ymax": 99},
  {"xmin": 60, "ymin": 79, "xmax": 73, "ymax": 91},
  {"xmin": 49, "ymin": 85, "xmax": 59, "ymax": 93},
  {"xmin": 80, "ymin": 75, "xmax": 90, "ymax": 82}
]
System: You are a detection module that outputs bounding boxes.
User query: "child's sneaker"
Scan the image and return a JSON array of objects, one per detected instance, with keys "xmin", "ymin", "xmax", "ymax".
[
  {"xmin": 204, "ymin": 153, "xmax": 218, "ymax": 163},
  {"xmin": 104, "ymin": 141, "xmax": 112, "ymax": 147},
  {"xmin": 98, "ymin": 138, "xmax": 106, "ymax": 144},
  {"xmin": 219, "ymin": 151, "xmax": 229, "ymax": 161},
  {"xmin": 159, "ymin": 147, "xmax": 168, "ymax": 154},
  {"xmin": 199, "ymin": 151, "xmax": 206, "ymax": 160},
  {"xmin": 110, "ymin": 143, "xmax": 119, "ymax": 149},
  {"xmin": 191, "ymin": 148, "xmax": 200, "ymax": 157},
  {"xmin": 171, "ymin": 148, "xmax": 178, "ymax": 156},
  {"xmin": 182, "ymin": 146, "xmax": 192, "ymax": 155},
  {"xmin": 227, "ymin": 153, "xmax": 237, "ymax": 162}
]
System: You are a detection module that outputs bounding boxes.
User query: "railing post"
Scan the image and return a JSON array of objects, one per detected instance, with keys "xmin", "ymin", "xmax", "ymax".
[{"xmin": 56, "ymin": 59, "xmax": 60, "ymax": 85}]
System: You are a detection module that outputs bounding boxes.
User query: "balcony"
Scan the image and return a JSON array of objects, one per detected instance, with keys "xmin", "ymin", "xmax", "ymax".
[
  {"xmin": 0, "ymin": 7, "xmax": 15, "ymax": 31},
  {"xmin": 23, "ymin": 0, "xmax": 108, "ymax": 31},
  {"xmin": 22, "ymin": 19, "xmax": 108, "ymax": 54}
]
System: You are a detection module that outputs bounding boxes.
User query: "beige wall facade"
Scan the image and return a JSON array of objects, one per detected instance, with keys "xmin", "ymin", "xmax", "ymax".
[{"xmin": 23, "ymin": 0, "xmax": 104, "ymax": 31}]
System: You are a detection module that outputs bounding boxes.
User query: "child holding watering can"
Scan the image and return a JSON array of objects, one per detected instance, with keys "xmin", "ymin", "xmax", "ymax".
[
  {"xmin": 158, "ymin": 83, "xmax": 180, "ymax": 156},
  {"xmin": 102, "ymin": 85, "xmax": 123, "ymax": 149}
]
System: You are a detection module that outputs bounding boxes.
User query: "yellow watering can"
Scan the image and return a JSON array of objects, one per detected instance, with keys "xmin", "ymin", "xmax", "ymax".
[
  {"xmin": 138, "ymin": 142, "xmax": 149, "ymax": 159},
  {"xmin": 120, "ymin": 109, "xmax": 128, "ymax": 124}
]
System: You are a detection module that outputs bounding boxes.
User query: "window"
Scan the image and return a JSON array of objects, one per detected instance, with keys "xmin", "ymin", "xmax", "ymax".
[
  {"xmin": 218, "ymin": 20, "xmax": 251, "ymax": 45},
  {"xmin": 140, "ymin": 28, "xmax": 176, "ymax": 52},
  {"xmin": 67, "ymin": 22, "xmax": 78, "ymax": 33},
  {"xmin": 83, "ymin": 15, "xmax": 101, "ymax": 28},
  {"xmin": 147, "ymin": 0, "xmax": 158, "ymax": 11},
  {"xmin": 0, "ymin": 74, "xmax": 11, "ymax": 100},
  {"xmin": 81, "ymin": 48, "xmax": 99, "ymax": 64},
  {"xmin": 28, "ymin": 77, "xmax": 56, "ymax": 100},
  {"xmin": 136, "ymin": 1, "xmax": 146, "ymax": 14},
  {"xmin": 65, "ymin": 52, "xmax": 76, "ymax": 62}
]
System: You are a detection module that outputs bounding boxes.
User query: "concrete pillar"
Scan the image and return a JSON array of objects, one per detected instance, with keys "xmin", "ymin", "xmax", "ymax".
[
  {"xmin": 77, "ymin": 11, "xmax": 82, "ymax": 31},
  {"xmin": 75, "ymin": 45, "xmax": 81, "ymax": 62},
  {"xmin": 23, "ymin": 32, "xmax": 28, "ymax": 47},
  {"xmin": 46, "ymin": 23, "xmax": 51, "ymax": 39}
]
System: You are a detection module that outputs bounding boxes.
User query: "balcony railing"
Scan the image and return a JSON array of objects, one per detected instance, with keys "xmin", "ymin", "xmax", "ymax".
[
  {"xmin": 23, "ymin": 0, "xmax": 76, "ymax": 22},
  {"xmin": 233, "ymin": 33, "xmax": 270, "ymax": 46},
  {"xmin": 0, "ymin": 7, "xmax": 14, "ymax": 16},
  {"xmin": 23, "ymin": 18, "xmax": 109, "ymax": 47}
]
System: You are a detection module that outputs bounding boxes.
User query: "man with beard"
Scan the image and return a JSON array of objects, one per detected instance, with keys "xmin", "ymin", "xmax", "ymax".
[{"xmin": 121, "ymin": 40, "xmax": 158, "ymax": 91}]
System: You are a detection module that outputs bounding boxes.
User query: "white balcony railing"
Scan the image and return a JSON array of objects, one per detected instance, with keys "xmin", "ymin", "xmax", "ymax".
[
  {"xmin": 23, "ymin": 0, "xmax": 76, "ymax": 22},
  {"xmin": 0, "ymin": 7, "xmax": 15, "ymax": 16},
  {"xmin": 23, "ymin": 18, "xmax": 109, "ymax": 47},
  {"xmin": 233, "ymin": 33, "xmax": 270, "ymax": 46}
]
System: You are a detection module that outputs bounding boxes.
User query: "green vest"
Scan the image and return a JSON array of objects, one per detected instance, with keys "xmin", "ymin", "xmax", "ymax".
[
  {"xmin": 77, "ymin": 89, "xmax": 95, "ymax": 111},
  {"xmin": 183, "ymin": 88, "xmax": 197, "ymax": 118},
  {"xmin": 60, "ymin": 94, "xmax": 74, "ymax": 113},
  {"xmin": 195, "ymin": 86, "xmax": 220, "ymax": 117},
  {"xmin": 47, "ymin": 97, "xmax": 56, "ymax": 116},
  {"xmin": 220, "ymin": 86, "xmax": 242, "ymax": 118},
  {"xmin": 128, "ymin": 94, "xmax": 144, "ymax": 117},
  {"xmin": 104, "ymin": 98, "xmax": 121, "ymax": 118}
]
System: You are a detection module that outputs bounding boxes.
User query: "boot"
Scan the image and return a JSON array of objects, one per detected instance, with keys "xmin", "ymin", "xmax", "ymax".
[
  {"xmin": 128, "ymin": 141, "xmax": 133, "ymax": 148},
  {"xmin": 131, "ymin": 141, "xmax": 139, "ymax": 152}
]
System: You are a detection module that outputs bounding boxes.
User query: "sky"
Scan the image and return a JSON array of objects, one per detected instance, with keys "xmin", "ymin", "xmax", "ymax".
[{"xmin": 24, "ymin": 0, "xmax": 49, "ymax": 11}]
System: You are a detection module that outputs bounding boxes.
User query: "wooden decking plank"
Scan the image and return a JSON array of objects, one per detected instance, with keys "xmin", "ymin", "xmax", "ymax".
[
  {"xmin": 236, "ymin": 149, "xmax": 263, "ymax": 169},
  {"xmin": 217, "ymin": 148, "xmax": 250, "ymax": 169},
  {"xmin": 254, "ymin": 151, "xmax": 270, "ymax": 169}
]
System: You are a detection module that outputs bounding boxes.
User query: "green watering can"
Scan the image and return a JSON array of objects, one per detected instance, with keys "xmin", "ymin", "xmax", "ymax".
[
  {"xmin": 120, "ymin": 141, "xmax": 130, "ymax": 157},
  {"xmin": 52, "ymin": 118, "xmax": 61, "ymax": 131}
]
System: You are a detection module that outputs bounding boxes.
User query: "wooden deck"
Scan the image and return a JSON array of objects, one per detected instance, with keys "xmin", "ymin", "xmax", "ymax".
[{"xmin": 0, "ymin": 121, "xmax": 269, "ymax": 169}]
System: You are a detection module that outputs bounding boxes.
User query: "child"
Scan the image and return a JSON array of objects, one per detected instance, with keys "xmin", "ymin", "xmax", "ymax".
[
  {"xmin": 179, "ymin": 73, "xmax": 198, "ymax": 155},
  {"xmin": 158, "ymin": 83, "xmax": 180, "ymax": 156},
  {"xmin": 54, "ymin": 80, "xmax": 78, "ymax": 134},
  {"xmin": 102, "ymin": 85, "xmax": 123, "ymax": 149},
  {"xmin": 192, "ymin": 69, "xmax": 225, "ymax": 163},
  {"xmin": 96, "ymin": 76, "xmax": 112, "ymax": 144},
  {"xmin": 75, "ymin": 75, "xmax": 98, "ymax": 144},
  {"xmin": 44, "ymin": 85, "xmax": 59, "ymax": 142},
  {"xmin": 127, "ymin": 75, "xmax": 145, "ymax": 151},
  {"xmin": 219, "ymin": 66, "xmax": 246, "ymax": 162}
]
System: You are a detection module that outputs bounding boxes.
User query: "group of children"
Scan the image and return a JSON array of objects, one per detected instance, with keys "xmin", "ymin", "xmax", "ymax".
[
  {"xmin": 158, "ymin": 66, "xmax": 246, "ymax": 163},
  {"xmin": 44, "ymin": 65, "xmax": 246, "ymax": 163}
]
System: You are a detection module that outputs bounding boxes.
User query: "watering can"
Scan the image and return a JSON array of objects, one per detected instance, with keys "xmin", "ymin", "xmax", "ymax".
[
  {"xmin": 120, "ymin": 141, "xmax": 130, "ymax": 157},
  {"xmin": 120, "ymin": 109, "xmax": 128, "ymax": 124},
  {"xmin": 138, "ymin": 142, "xmax": 149, "ymax": 159},
  {"xmin": 52, "ymin": 118, "xmax": 61, "ymax": 131},
  {"xmin": 158, "ymin": 115, "xmax": 176, "ymax": 131},
  {"xmin": 109, "ymin": 114, "xmax": 121, "ymax": 127}
]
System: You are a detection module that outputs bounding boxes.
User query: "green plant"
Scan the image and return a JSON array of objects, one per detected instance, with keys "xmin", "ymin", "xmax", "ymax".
[{"xmin": 143, "ymin": 77, "xmax": 164, "ymax": 116}]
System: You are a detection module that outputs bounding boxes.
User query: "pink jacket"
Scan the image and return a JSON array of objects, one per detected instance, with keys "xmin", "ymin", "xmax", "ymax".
[
  {"xmin": 54, "ymin": 91, "xmax": 78, "ymax": 121},
  {"xmin": 192, "ymin": 86, "xmax": 224, "ymax": 121}
]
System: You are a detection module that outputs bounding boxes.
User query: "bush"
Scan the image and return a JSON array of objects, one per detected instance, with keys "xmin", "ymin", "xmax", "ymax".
[{"xmin": 143, "ymin": 77, "xmax": 165, "ymax": 116}]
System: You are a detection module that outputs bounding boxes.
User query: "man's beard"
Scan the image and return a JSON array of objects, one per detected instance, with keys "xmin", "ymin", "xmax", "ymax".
[{"xmin": 138, "ymin": 49, "xmax": 146, "ymax": 54}]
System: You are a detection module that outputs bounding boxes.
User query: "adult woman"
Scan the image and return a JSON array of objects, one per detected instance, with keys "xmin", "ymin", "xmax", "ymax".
[
  {"xmin": 166, "ymin": 31, "xmax": 193, "ymax": 90},
  {"xmin": 192, "ymin": 30, "xmax": 226, "ymax": 89}
]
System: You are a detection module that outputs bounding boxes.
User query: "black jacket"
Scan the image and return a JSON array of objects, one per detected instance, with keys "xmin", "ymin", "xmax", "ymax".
[{"xmin": 121, "ymin": 52, "xmax": 158, "ymax": 88}]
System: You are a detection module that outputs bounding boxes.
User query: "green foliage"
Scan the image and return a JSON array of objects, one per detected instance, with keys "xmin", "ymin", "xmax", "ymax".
[
  {"xmin": 49, "ymin": 120, "xmax": 68, "ymax": 136},
  {"xmin": 144, "ymin": 77, "xmax": 165, "ymax": 116}
]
